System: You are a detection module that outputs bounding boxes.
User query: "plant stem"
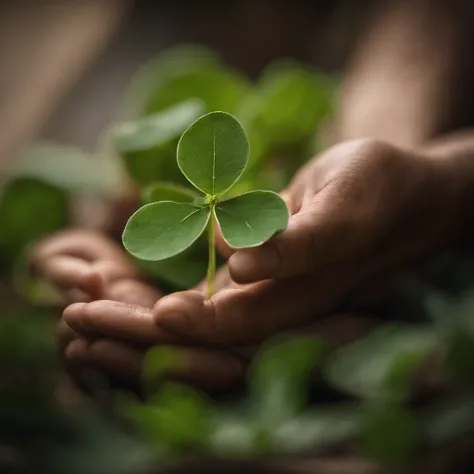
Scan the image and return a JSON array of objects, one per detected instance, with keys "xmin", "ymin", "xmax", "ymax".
[{"xmin": 206, "ymin": 205, "xmax": 216, "ymax": 299}]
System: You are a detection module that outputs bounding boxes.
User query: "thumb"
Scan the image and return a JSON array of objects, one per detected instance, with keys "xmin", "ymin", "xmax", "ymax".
[
  {"xmin": 228, "ymin": 211, "xmax": 322, "ymax": 283},
  {"xmin": 153, "ymin": 278, "xmax": 322, "ymax": 346}
]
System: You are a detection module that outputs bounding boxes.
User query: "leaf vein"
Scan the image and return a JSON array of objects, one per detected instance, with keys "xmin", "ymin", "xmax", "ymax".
[
  {"xmin": 217, "ymin": 206, "xmax": 256, "ymax": 234},
  {"xmin": 151, "ymin": 207, "xmax": 204, "ymax": 246}
]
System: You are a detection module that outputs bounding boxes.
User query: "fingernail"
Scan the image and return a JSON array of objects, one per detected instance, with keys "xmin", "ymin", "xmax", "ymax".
[{"xmin": 229, "ymin": 247, "xmax": 279, "ymax": 282}]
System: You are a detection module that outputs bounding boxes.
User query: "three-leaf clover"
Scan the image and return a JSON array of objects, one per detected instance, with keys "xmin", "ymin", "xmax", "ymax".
[{"xmin": 122, "ymin": 112, "xmax": 289, "ymax": 298}]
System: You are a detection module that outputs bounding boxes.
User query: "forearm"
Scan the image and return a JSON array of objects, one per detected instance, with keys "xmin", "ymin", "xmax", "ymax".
[
  {"xmin": 337, "ymin": 0, "xmax": 474, "ymax": 148},
  {"xmin": 423, "ymin": 131, "xmax": 474, "ymax": 243}
]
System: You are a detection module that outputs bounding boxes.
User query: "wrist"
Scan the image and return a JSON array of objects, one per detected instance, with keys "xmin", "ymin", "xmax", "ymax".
[{"xmin": 421, "ymin": 139, "xmax": 474, "ymax": 244}]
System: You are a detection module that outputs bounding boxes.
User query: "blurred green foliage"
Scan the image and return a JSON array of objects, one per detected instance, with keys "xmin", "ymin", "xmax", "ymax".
[
  {"xmin": 0, "ymin": 44, "xmax": 473, "ymax": 473},
  {"xmin": 0, "ymin": 313, "xmax": 154, "ymax": 474}
]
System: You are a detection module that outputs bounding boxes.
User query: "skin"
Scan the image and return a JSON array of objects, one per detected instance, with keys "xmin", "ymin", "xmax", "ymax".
[{"xmin": 32, "ymin": 0, "xmax": 474, "ymax": 391}]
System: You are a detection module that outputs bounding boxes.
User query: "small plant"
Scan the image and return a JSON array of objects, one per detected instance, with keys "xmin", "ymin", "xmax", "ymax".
[{"xmin": 122, "ymin": 111, "xmax": 289, "ymax": 298}]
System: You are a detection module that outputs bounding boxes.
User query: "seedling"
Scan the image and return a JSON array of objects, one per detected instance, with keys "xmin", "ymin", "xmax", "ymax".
[{"xmin": 122, "ymin": 112, "xmax": 289, "ymax": 298}]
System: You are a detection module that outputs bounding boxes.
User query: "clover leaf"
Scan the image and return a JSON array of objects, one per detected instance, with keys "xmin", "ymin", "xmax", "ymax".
[{"xmin": 122, "ymin": 111, "xmax": 289, "ymax": 298}]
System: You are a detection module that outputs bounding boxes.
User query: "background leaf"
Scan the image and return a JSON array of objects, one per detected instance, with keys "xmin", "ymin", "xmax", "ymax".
[
  {"xmin": 121, "ymin": 44, "xmax": 219, "ymax": 119},
  {"xmin": 119, "ymin": 384, "xmax": 211, "ymax": 454},
  {"xmin": 142, "ymin": 347, "xmax": 186, "ymax": 397},
  {"xmin": 2, "ymin": 143, "xmax": 124, "ymax": 197},
  {"xmin": 248, "ymin": 61, "xmax": 334, "ymax": 146},
  {"xmin": 0, "ymin": 178, "xmax": 68, "ymax": 257},
  {"xmin": 142, "ymin": 62, "xmax": 250, "ymax": 117},
  {"xmin": 323, "ymin": 325, "xmax": 439, "ymax": 401},
  {"xmin": 273, "ymin": 406, "xmax": 362, "ymax": 454},
  {"xmin": 444, "ymin": 332, "xmax": 474, "ymax": 385},
  {"xmin": 142, "ymin": 182, "xmax": 198, "ymax": 204},
  {"xmin": 236, "ymin": 61, "xmax": 334, "ymax": 175},
  {"xmin": 177, "ymin": 112, "xmax": 249, "ymax": 196},
  {"xmin": 208, "ymin": 414, "xmax": 267, "ymax": 458},
  {"xmin": 215, "ymin": 190, "xmax": 288, "ymax": 248},
  {"xmin": 113, "ymin": 100, "xmax": 204, "ymax": 154},
  {"xmin": 248, "ymin": 337, "xmax": 328, "ymax": 426},
  {"xmin": 113, "ymin": 100, "xmax": 205, "ymax": 186},
  {"xmin": 122, "ymin": 202, "xmax": 209, "ymax": 261},
  {"xmin": 359, "ymin": 404, "xmax": 422, "ymax": 466},
  {"xmin": 134, "ymin": 252, "xmax": 207, "ymax": 290}
]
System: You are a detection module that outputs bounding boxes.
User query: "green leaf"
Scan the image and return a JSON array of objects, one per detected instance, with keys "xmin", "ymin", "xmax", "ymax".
[
  {"xmin": 323, "ymin": 325, "xmax": 439, "ymax": 401},
  {"xmin": 142, "ymin": 182, "xmax": 198, "ymax": 204},
  {"xmin": 177, "ymin": 111, "xmax": 249, "ymax": 196},
  {"xmin": 250, "ymin": 61, "xmax": 334, "ymax": 146},
  {"xmin": 117, "ymin": 142, "xmax": 179, "ymax": 187},
  {"xmin": 248, "ymin": 337, "xmax": 327, "ymax": 425},
  {"xmin": 118, "ymin": 383, "xmax": 212, "ymax": 454},
  {"xmin": 12, "ymin": 253, "xmax": 62, "ymax": 306},
  {"xmin": 121, "ymin": 44, "xmax": 219, "ymax": 118},
  {"xmin": 142, "ymin": 347, "xmax": 185, "ymax": 396},
  {"xmin": 2, "ymin": 142, "xmax": 123, "ymax": 197},
  {"xmin": 135, "ymin": 252, "xmax": 207, "ymax": 290},
  {"xmin": 215, "ymin": 190, "xmax": 289, "ymax": 248},
  {"xmin": 113, "ymin": 99, "xmax": 204, "ymax": 153},
  {"xmin": 148, "ymin": 384, "xmax": 211, "ymax": 450},
  {"xmin": 359, "ymin": 404, "xmax": 422, "ymax": 466},
  {"xmin": 208, "ymin": 415, "xmax": 266, "ymax": 458},
  {"xmin": 0, "ymin": 178, "xmax": 68, "ymax": 255},
  {"xmin": 116, "ymin": 392, "xmax": 171, "ymax": 456},
  {"xmin": 143, "ymin": 62, "xmax": 250, "ymax": 117},
  {"xmin": 426, "ymin": 290, "xmax": 474, "ymax": 335},
  {"xmin": 0, "ymin": 313, "xmax": 56, "ymax": 370},
  {"xmin": 444, "ymin": 332, "xmax": 474, "ymax": 385},
  {"xmin": 113, "ymin": 100, "xmax": 204, "ymax": 186},
  {"xmin": 122, "ymin": 202, "xmax": 210, "ymax": 261},
  {"xmin": 273, "ymin": 406, "xmax": 362, "ymax": 453}
]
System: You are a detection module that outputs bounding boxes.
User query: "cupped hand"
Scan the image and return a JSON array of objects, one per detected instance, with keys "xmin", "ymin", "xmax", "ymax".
[
  {"xmin": 149, "ymin": 138, "xmax": 453, "ymax": 344},
  {"xmin": 32, "ymin": 230, "xmax": 247, "ymax": 391}
]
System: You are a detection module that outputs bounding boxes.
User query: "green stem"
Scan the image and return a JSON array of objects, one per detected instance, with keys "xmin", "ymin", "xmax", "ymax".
[{"xmin": 206, "ymin": 205, "xmax": 216, "ymax": 299}]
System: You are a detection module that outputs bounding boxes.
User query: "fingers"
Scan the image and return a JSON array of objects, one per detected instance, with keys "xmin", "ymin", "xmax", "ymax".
[
  {"xmin": 37, "ymin": 256, "xmax": 143, "ymax": 303},
  {"xmin": 57, "ymin": 318, "xmax": 81, "ymax": 351},
  {"xmin": 65, "ymin": 339, "xmax": 143, "ymax": 382},
  {"xmin": 31, "ymin": 229, "xmax": 143, "ymax": 302},
  {"xmin": 213, "ymin": 189, "xmax": 301, "ymax": 263},
  {"xmin": 229, "ymin": 209, "xmax": 316, "ymax": 283},
  {"xmin": 32, "ymin": 229, "xmax": 129, "ymax": 264},
  {"xmin": 63, "ymin": 300, "xmax": 182, "ymax": 345},
  {"xmin": 42, "ymin": 256, "xmax": 104, "ymax": 301},
  {"xmin": 65, "ymin": 339, "xmax": 245, "ymax": 390},
  {"xmin": 153, "ymin": 272, "xmax": 349, "ymax": 346},
  {"xmin": 104, "ymin": 278, "xmax": 163, "ymax": 308},
  {"xmin": 227, "ymin": 141, "xmax": 402, "ymax": 284},
  {"xmin": 227, "ymin": 188, "xmax": 327, "ymax": 284}
]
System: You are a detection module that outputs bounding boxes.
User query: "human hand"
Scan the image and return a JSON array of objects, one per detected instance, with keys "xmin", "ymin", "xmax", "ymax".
[
  {"xmin": 32, "ymin": 229, "xmax": 377, "ymax": 392},
  {"xmin": 146, "ymin": 138, "xmax": 456, "ymax": 345},
  {"xmin": 31, "ymin": 230, "xmax": 247, "ymax": 391},
  {"xmin": 35, "ymin": 137, "xmax": 454, "ymax": 391}
]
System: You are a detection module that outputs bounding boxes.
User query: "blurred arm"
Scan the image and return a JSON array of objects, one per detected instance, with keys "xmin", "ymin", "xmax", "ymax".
[{"xmin": 338, "ymin": 0, "xmax": 474, "ymax": 148}]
